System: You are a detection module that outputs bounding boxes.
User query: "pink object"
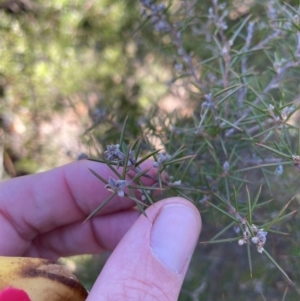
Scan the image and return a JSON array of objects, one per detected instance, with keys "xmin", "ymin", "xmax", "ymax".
[{"xmin": 0, "ymin": 287, "xmax": 31, "ymax": 301}]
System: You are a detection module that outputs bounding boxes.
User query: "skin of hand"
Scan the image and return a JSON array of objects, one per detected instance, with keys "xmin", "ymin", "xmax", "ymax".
[{"xmin": 0, "ymin": 160, "xmax": 202, "ymax": 301}]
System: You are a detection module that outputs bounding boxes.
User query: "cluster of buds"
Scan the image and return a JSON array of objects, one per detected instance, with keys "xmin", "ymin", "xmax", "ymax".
[
  {"xmin": 208, "ymin": 1, "xmax": 228, "ymax": 31},
  {"xmin": 153, "ymin": 153, "xmax": 171, "ymax": 168},
  {"xmin": 222, "ymin": 161, "xmax": 229, "ymax": 174},
  {"xmin": 165, "ymin": 172, "xmax": 181, "ymax": 187},
  {"xmin": 104, "ymin": 144, "xmax": 124, "ymax": 162},
  {"xmin": 105, "ymin": 177, "xmax": 129, "ymax": 197},
  {"xmin": 280, "ymin": 106, "xmax": 294, "ymax": 121},
  {"xmin": 292, "ymin": 155, "xmax": 300, "ymax": 171},
  {"xmin": 127, "ymin": 150, "xmax": 137, "ymax": 167},
  {"xmin": 140, "ymin": 0, "xmax": 170, "ymax": 33},
  {"xmin": 274, "ymin": 164, "xmax": 283, "ymax": 176},
  {"xmin": 104, "ymin": 144, "xmax": 137, "ymax": 168},
  {"xmin": 202, "ymin": 93, "xmax": 216, "ymax": 109},
  {"xmin": 167, "ymin": 180, "xmax": 182, "ymax": 187},
  {"xmin": 138, "ymin": 188, "xmax": 151, "ymax": 202},
  {"xmin": 238, "ymin": 224, "xmax": 268, "ymax": 253}
]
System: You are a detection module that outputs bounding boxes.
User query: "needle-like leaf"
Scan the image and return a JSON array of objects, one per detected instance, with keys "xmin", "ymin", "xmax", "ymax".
[
  {"xmin": 263, "ymin": 249, "xmax": 292, "ymax": 282},
  {"xmin": 83, "ymin": 192, "xmax": 117, "ymax": 223}
]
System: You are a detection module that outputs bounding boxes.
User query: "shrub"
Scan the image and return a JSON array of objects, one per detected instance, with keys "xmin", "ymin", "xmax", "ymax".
[{"xmin": 88, "ymin": 1, "xmax": 300, "ymax": 299}]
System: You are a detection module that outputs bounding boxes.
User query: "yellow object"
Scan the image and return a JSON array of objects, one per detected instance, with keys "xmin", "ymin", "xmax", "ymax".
[{"xmin": 0, "ymin": 256, "xmax": 88, "ymax": 301}]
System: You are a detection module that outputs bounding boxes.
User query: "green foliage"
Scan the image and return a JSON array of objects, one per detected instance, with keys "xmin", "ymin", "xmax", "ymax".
[{"xmin": 2, "ymin": 0, "xmax": 300, "ymax": 299}]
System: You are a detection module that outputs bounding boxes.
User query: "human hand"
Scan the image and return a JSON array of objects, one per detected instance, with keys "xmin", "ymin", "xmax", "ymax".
[{"xmin": 0, "ymin": 160, "xmax": 201, "ymax": 301}]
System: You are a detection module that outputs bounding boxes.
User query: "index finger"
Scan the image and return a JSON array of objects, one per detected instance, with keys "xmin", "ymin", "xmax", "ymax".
[{"xmin": 0, "ymin": 160, "xmax": 158, "ymax": 244}]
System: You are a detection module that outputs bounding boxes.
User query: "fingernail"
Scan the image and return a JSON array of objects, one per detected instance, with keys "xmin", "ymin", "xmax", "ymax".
[{"xmin": 150, "ymin": 204, "xmax": 200, "ymax": 274}]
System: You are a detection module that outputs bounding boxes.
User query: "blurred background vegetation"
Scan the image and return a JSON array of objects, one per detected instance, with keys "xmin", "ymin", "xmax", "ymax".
[
  {"xmin": 1, "ymin": 0, "xmax": 300, "ymax": 300},
  {"xmin": 0, "ymin": 0, "xmax": 172, "ymax": 176}
]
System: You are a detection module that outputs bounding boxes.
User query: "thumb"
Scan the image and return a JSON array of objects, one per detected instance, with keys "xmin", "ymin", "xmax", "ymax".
[{"xmin": 87, "ymin": 197, "xmax": 201, "ymax": 301}]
